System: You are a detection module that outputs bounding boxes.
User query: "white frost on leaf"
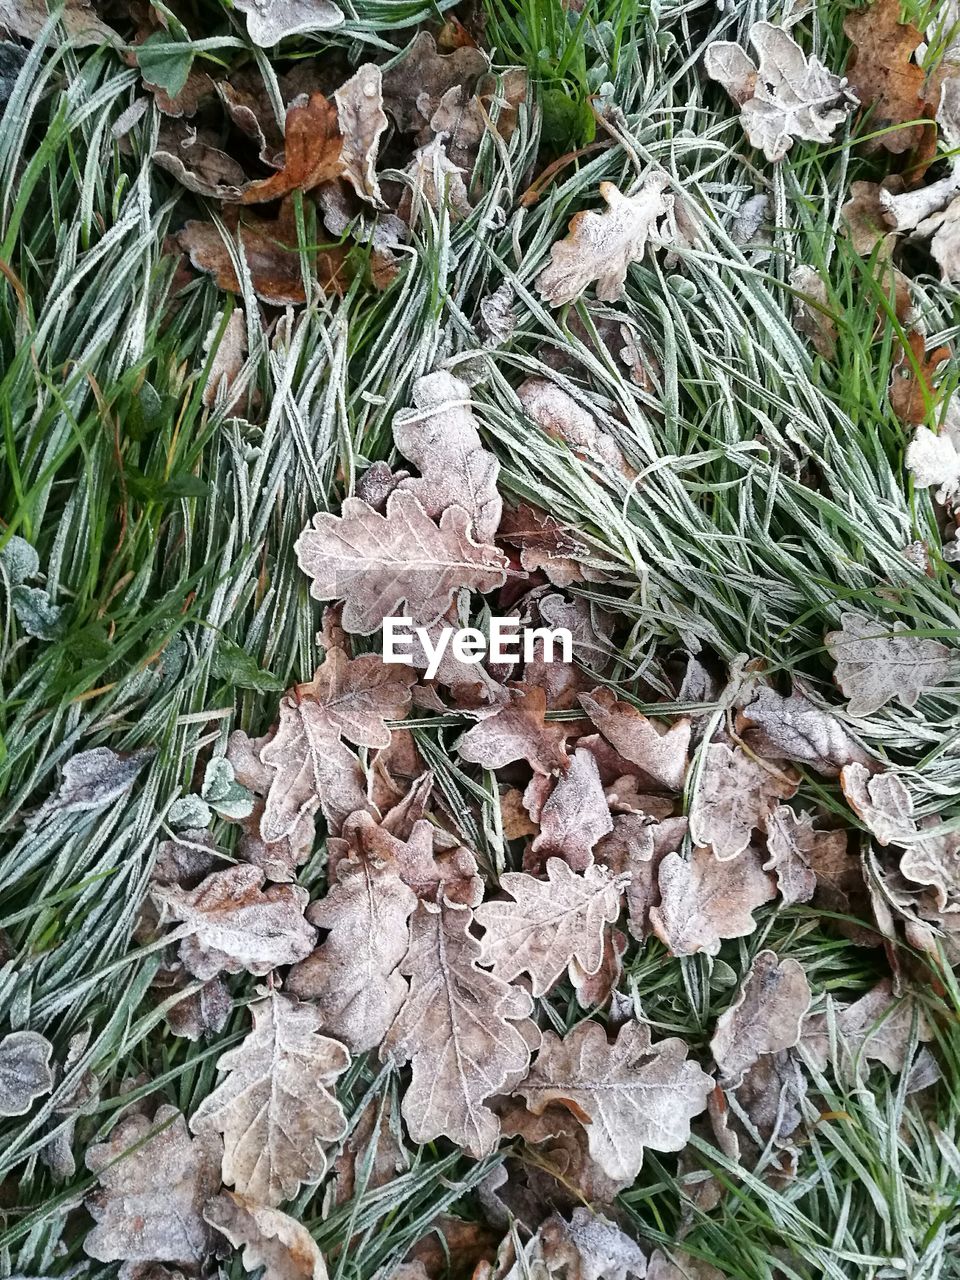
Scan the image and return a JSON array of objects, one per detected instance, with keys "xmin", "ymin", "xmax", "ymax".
[{"xmin": 234, "ymin": 0, "xmax": 343, "ymax": 46}]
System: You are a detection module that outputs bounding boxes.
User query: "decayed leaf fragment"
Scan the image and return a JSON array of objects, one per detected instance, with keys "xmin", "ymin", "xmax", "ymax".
[
  {"xmin": 689, "ymin": 743, "xmax": 798, "ymax": 860},
  {"xmin": 649, "ymin": 844, "xmax": 776, "ymax": 956},
  {"xmin": 297, "ymin": 646, "xmax": 415, "ymax": 749},
  {"xmin": 381, "ymin": 32, "xmax": 488, "ymax": 133},
  {"xmin": 529, "ymin": 747, "xmax": 614, "ymax": 871},
  {"xmin": 710, "ymin": 950, "xmax": 811, "ymax": 1087},
  {"xmin": 825, "ymin": 611, "xmax": 956, "ymax": 716},
  {"xmin": 381, "ymin": 901, "xmax": 539, "ymax": 1157},
  {"xmin": 537, "ymin": 176, "xmax": 674, "ymax": 305},
  {"xmin": 704, "ymin": 22, "xmax": 855, "ymax": 162},
  {"xmin": 234, "ymin": 0, "xmax": 343, "ymax": 47},
  {"xmin": 0, "ymin": 0, "xmax": 118, "ymax": 45},
  {"xmin": 286, "ymin": 843, "xmax": 417, "ymax": 1052},
  {"xmin": 45, "ymin": 745, "xmax": 154, "ymax": 814},
  {"xmin": 204, "ymin": 1192, "xmax": 328, "ymax": 1280},
  {"xmin": 843, "ymin": 0, "xmax": 931, "ymax": 155},
  {"xmin": 296, "ymin": 490, "xmax": 508, "ymax": 634},
  {"xmin": 517, "ymin": 1019, "xmax": 713, "ymax": 1182},
  {"xmin": 458, "ymin": 683, "xmax": 569, "ymax": 775},
  {"xmin": 335, "ymin": 64, "xmax": 388, "ymax": 207},
  {"xmin": 201, "ymin": 309, "xmax": 247, "ymax": 411},
  {"xmin": 503, "ymin": 1208, "xmax": 647, "ymax": 1280},
  {"xmin": 763, "ymin": 807, "xmax": 848, "ymax": 905},
  {"xmin": 84, "ymin": 1106, "xmax": 222, "ymax": 1267},
  {"xmin": 0, "ymin": 1030, "xmax": 53, "ymax": 1115},
  {"xmin": 579, "ymin": 687, "xmax": 691, "ymax": 790},
  {"xmin": 393, "ymin": 370, "xmax": 502, "ymax": 542},
  {"xmin": 475, "ymin": 858, "xmax": 627, "ymax": 996},
  {"xmin": 152, "ymin": 864, "xmax": 316, "ymax": 979},
  {"xmin": 190, "ymin": 990, "xmax": 349, "ymax": 1206}
]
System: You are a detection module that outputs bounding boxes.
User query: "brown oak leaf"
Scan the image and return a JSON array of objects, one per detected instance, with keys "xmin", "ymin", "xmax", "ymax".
[
  {"xmin": 529, "ymin": 746, "xmax": 613, "ymax": 871},
  {"xmin": 843, "ymin": 0, "xmax": 933, "ymax": 155},
  {"xmin": 710, "ymin": 950, "xmax": 811, "ymax": 1087},
  {"xmin": 763, "ymin": 807, "xmax": 848, "ymax": 905},
  {"xmin": 840, "ymin": 762, "xmax": 916, "ymax": 846},
  {"xmin": 204, "ymin": 1193, "xmax": 328, "ymax": 1280},
  {"xmin": 474, "ymin": 857, "xmax": 627, "ymax": 996},
  {"xmin": 297, "ymin": 646, "xmax": 415, "ymax": 749},
  {"xmin": 458, "ymin": 683, "xmax": 569, "ymax": 776},
  {"xmin": 190, "ymin": 990, "xmax": 349, "ymax": 1206},
  {"xmin": 152, "ymin": 864, "xmax": 316, "ymax": 980},
  {"xmin": 517, "ymin": 1020, "xmax": 713, "ymax": 1182},
  {"xmin": 241, "ymin": 93, "xmax": 342, "ymax": 204},
  {"xmin": 381, "ymin": 32, "xmax": 488, "ymax": 133},
  {"xmin": 297, "ymin": 490, "xmax": 508, "ymax": 634},
  {"xmin": 381, "ymin": 901, "xmax": 539, "ymax": 1158},
  {"xmin": 596, "ymin": 812, "xmax": 688, "ymax": 940},
  {"xmin": 801, "ymin": 979, "xmax": 932, "ymax": 1075},
  {"xmin": 690, "ymin": 743, "xmax": 798, "ymax": 860},
  {"xmin": 890, "ymin": 332, "xmax": 951, "ymax": 425},
  {"xmin": 579, "ymin": 687, "xmax": 691, "ymax": 790},
  {"xmin": 332, "ymin": 809, "xmax": 483, "ymax": 906},
  {"xmin": 649, "ymin": 844, "xmax": 776, "ymax": 956}
]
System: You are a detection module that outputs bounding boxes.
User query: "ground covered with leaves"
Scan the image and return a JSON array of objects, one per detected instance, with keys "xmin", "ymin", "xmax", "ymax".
[{"xmin": 2, "ymin": 0, "xmax": 960, "ymax": 1277}]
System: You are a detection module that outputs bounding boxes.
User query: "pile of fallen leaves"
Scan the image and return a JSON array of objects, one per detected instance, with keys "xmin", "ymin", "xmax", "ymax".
[{"xmin": 3, "ymin": 0, "xmax": 960, "ymax": 1277}]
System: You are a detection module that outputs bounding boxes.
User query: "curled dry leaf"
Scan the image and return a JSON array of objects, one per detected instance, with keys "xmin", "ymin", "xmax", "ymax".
[
  {"xmin": 704, "ymin": 22, "xmax": 855, "ymax": 162},
  {"xmin": 789, "ymin": 266, "xmax": 837, "ymax": 360},
  {"xmin": 298, "ymin": 646, "xmax": 415, "ymax": 749},
  {"xmin": 710, "ymin": 950, "xmax": 811, "ymax": 1088},
  {"xmin": 537, "ymin": 176, "xmax": 673, "ymax": 306},
  {"xmin": 204, "ymin": 1192, "xmax": 328, "ymax": 1280},
  {"xmin": 0, "ymin": 1030, "xmax": 53, "ymax": 1116},
  {"xmin": 840, "ymin": 762, "xmax": 915, "ymax": 846},
  {"xmin": 475, "ymin": 858, "xmax": 627, "ymax": 996},
  {"xmin": 571, "ymin": 926, "xmax": 627, "ymax": 1011},
  {"xmin": 394, "ymin": 370, "xmax": 502, "ymax": 543},
  {"xmin": 763, "ymin": 807, "xmax": 848, "ymax": 905},
  {"xmin": 899, "ymin": 823, "xmax": 960, "ymax": 910},
  {"xmin": 400, "ymin": 137, "xmax": 472, "ymax": 223},
  {"xmin": 286, "ymin": 842, "xmax": 417, "ymax": 1052},
  {"xmin": 518, "ymin": 1020, "xmax": 713, "ymax": 1183},
  {"xmin": 736, "ymin": 684, "xmax": 872, "ymax": 776},
  {"xmin": 152, "ymin": 864, "xmax": 316, "ymax": 980},
  {"xmin": 381, "ymin": 32, "xmax": 488, "ymax": 133},
  {"xmin": 190, "ymin": 990, "xmax": 349, "ymax": 1206},
  {"xmin": 649, "ymin": 844, "xmax": 776, "ymax": 957},
  {"xmin": 241, "ymin": 93, "xmax": 341, "ymax": 204},
  {"xmin": 84, "ymin": 1106, "xmax": 221, "ymax": 1267},
  {"xmin": 234, "ymin": 0, "xmax": 343, "ymax": 47},
  {"xmin": 689, "ymin": 743, "xmax": 798, "ymax": 861},
  {"xmin": 297, "ymin": 490, "xmax": 508, "ymax": 635},
  {"xmin": 458, "ymin": 683, "xmax": 568, "ymax": 776},
  {"xmin": 503, "ymin": 1209, "xmax": 647, "ymax": 1280},
  {"xmin": 332, "ymin": 809, "xmax": 483, "ymax": 907},
  {"xmin": 529, "ymin": 747, "xmax": 614, "ymax": 872},
  {"xmin": 45, "ymin": 745, "xmax": 153, "ymax": 814},
  {"xmin": 825, "ymin": 611, "xmax": 956, "ymax": 716},
  {"xmin": 335, "ymin": 64, "xmax": 388, "ymax": 207},
  {"xmin": 381, "ymin": 901, "xmax": 539, "ymax": 1158},
  {"xmin": 843, "ymin": 0, "xmax": 931, "ymax": 155},
  {"xmin": 890, "ymin": 332, "xmax": 950, "ymax": 426},
  {"xmin": 579, "ymin": 687, "xmax": 690, "ymax": 790},
  {"xmin": 154, "ymin": 124, "xmax": 246, "ymax": 201}
]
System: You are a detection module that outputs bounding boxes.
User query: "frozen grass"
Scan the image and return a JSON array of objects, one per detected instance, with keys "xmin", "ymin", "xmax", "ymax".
[{"xmin": 1, "ymin": 0, "xmax": 959, "ymax": 1277}]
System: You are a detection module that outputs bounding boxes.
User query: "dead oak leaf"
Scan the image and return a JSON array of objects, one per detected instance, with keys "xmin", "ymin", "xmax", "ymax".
[
  {"xmin": 152, "ymin": 864, "xmax": 316, "ymax": 980},
  {"xmin": 890, "ymin": 331, "xmax": 950, "ymax": 425},
  {"xmin": 234, "ymin": 0, "xmax": 343, "ymax": 47},
  {"xmin": 0, "ymin": 0, "xmax": 118, "ymax": 45},
  {"xmin": 298, "ymin": 646, "xmax": 415, "ymax": 749},
  {"xmin": 517, "ymin": 1020, "xmax": 713, "ymax": 1182},
  {"xmin": 381, "ymin": 32, "xmax": 488, "ymax": 133},
  {"xmin": 0, "ymin": 1030, "xmax": 53, "ymax": 1116},
  {"xmin": 286, "ymin": 845, "xmax": 417, "ymax": 1052},
  {"xmin": 840, "ymin": 762, "xmax": 916, "ymax": 846},
  {"xmin": 241, "ymin": 93, "xmax": 342, "ymax": 204},
  {"xmin": 204, "ymin": 1193, "xmax": 328, "ymax": 1280},
  {"xmin": 689, "ymin": 743, "xmax": 798, "ymax": 861},
  {"xmin": 394, "ymin": 370, "xmax": 502, "ymax": 543},
  {"xmin": 763, "ymin": 806, "xmax": 848, "ymax": 905},
  {"xmin": 458, "ymin": 683, "xmax": 569, "ymax": 776},
  {"xmin": 381, "ymin": 901, "xmax": 539, "ymax": 1158},
  {"xmin": 296, "ymin": 490, "xmax": 508, "ymax": 635},
  {"xmin": 537, "ymin": 176, "xmax": 674, "ymax": 306},
  {"xmin": 579, "ymin": 687, "xmax": 691, "ymax": 790},
  {"xmin": 530, "ymin": 746, "xmax": 613, "ymax": 872},
  {"xmin": 843, "ymin": 0, "xmax": 932, "ymax": 155},
  {"xmin": 474, "ymin": 857, "xmax": 627, "ymax": 996},
  {"xmin": 735, "ymin": 683, "xmax": 872, "ymax": 776},
  {"xmin": 825, "ymin": 611, "xmax": 956, "ymax": 716},
  {"xmin": 190, "ymin": 990, "xmax": 349, "ymax": 1206},
  {"xmin": 649, "ymin": 844, "xmax": 776, "ymax": 957},
  {"xmin": 801, "ymin": 979, "xmax": 932, "ymax": 1075},
  {"xmin": 84, "ymin": 1106, "xmax": 221, "ymax": 1267},
  {"xmin": 506, "ymin": 1209, "xmax": 648, "ymax": 1280},
  {"xmin": 705, "ymin": 23, "xmax": 855, "ymax": 162},
  {"xmin": 333, "ymin": 809, "xmax": 483, "ymax": 907},
  {"xmin": 335, "ymin": 64, "xmax": 388, "ymax": 207},
  {"xmin": 570, "ymin": 926, "xmax": 627, "ymax": 1011},
  {"xmin": 154, "ymin": 124, "xmax": 246, "ymax": 201},
  {"xmin": 710, "ymin": 950, "xmax": 811, "ymax": 1088}
]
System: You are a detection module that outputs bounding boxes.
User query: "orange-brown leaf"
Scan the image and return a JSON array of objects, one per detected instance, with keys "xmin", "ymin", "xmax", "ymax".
[
  {"xmin": 241, "ymin": 93, "xmax": 342, "ymax": 204},
  {"xmin": 890, "ymin": 331, "xmax": 950, "ymax": 424},
  {"xmin": 843, "ymin": 0, "xmax": 934, "ymax": 155}
]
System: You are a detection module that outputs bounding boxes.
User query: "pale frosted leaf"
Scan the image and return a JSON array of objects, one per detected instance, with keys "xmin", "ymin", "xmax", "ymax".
[
  {"xmin": 900, "ymin": 824, "xmax": 960, "ymax": 909},
  {"xmin": 579, "ymin": 687, "xmax": 691, "ymax": 790},
  {"xmin": 840, "ymin": 762, "xmax": 915, "ymax": 846},
  {"xmin": 381, "ymin": 901, "xmax": 538, "ymax": 1158},
  {"xmin": 260, "ymin": 693, "xmax": 369, "ymax": 841},
  {"xmin": 905, "ymin": 425, "xmax": 960, "ymax": 507},
  {"xmin": 204, "ymin": 1193, "xmax": 327, "ymax": 1280},
  {"xmin": 47, "ymin": 746, "xmax": 153, "ymax": 814},
  {"xmin": 705, "ymin": 23, "xmax": 854, "ymax": 162},
  {"xmin": 458, "ymin": 683, "xmax": 568, "ymax": 776},
  {"xmin": 537, "ymin": 176, "xmax": 673, "ymax": 306},
  {"xmin": 801, "ymin": 980, "xmax": 932, "ymax": 1075},
  {"xmin": 825, "ymin": 611, "xmax": 956, "ymax": 717},
  {"xmin": 475, "ymin": 858, "xmax": 627, "ymax": 996},
  {"xmin": 763, "ymin": 807, "xmax": 847, "ymax": 905},
  {"xmin": 530, "ymin": 747, "xmax": 613, "ymax": 871},
  {"xmin": 335, "ymin": 64, "xmax": 387, "ymax": 206},
  {"xmin": 710, "ymin": 950, "xmax": 811, "ymax": 1087},
  {"xmin": 394, "ymin": 371, "xmax": 502, "ymax": 542},
  {"xmin": 517, "ymin": 1020, "xmax": 712, "ymax": 1182},
  {"xmin": 153, "ymin": 864, "xmax": 316, "ymax": 980},
  {"xmin": 234, "ymin": 0, "xmax": 342, "ymax": 45},
  {"xmin": 84, "ymin": 1106, "xmax": 221, "ymax": 1266},
  {"xmin": 190, "ymin": 990, "xmax": 348, "ymax": 1205},
  {"xmin": 0, "ymin": 1031, "xmax": 53, "ymax": 1116},
  {"xmin": 399, "ymin": 137, "xmax": 471, "ymax": 223},
  {"xmin": 504, "ymin": 1209, "xmax": 647, "ymax": 1280},
  {"xmin": 649, "ymin": 845, "xmax": 776, "ymax": 957},
  {"xmin": 333, "ymin": 809, "xmax": 483, "ymax": 906},
  {"xmin": 296, "ymin": 490, "xmax": 507, "ymax": 634},
  {"xmin": 570, "ymin": 927, "xmax": 627, "ymax": 1011},
  {"xmin": 381, "ymin": 32, "xmax": 488, "ymax": 133},
  {"xmin": 595, "ymin": 812, "xmax": 687, "ymax": 940},
  {"xmin": 517, "ymin": 378, "xmax": 631, "ymax": 479},
  {"xmin": 202, "ymin": 309, "xmax": 246, "ymax": 410},
  {"xmin": 689, "ymin": 743, "xmax": 797, "ymax": 860},
  {"xmin": 736, "ymin": 684, "xmax": 872, "ymax": 776},
  {"xmin": 298, "ymin": 646, "xmax": 414, "ymax": 749},
  {"xmin": 286, "ymin": 846, "xmax": 417, "ymax": 1052}
]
